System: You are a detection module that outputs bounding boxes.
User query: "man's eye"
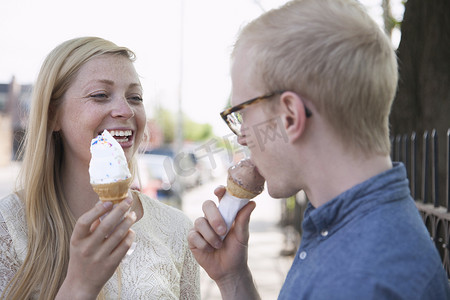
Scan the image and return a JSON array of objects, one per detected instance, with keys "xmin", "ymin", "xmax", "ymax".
[{"xmin": 129, "ymin": 95, "xmax": 143, "ymax": 102}]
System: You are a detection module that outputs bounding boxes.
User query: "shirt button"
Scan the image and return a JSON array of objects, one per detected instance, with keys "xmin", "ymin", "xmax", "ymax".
[
  {"xmin": 321, "ymin": 229, "xmax": 329, "ymax": 237},
  {"xmin": 299, "ymin": 251, "xmax": 307, "ymax": 260}
]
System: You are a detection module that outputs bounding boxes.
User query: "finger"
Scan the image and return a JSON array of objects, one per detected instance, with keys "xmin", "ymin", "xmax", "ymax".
[
  {"xmin": 214, "ymin": 185, "xmax": 226, "ymax": 199},
  {"xmin": 102, "ymin": 210, "xmax": 137, "ymax": 254},
  {"xmin": 194, "ymin": 217, "xmax": 223, "ymax": 250},
  {"xmin": 202, "ymin": 200, "xmax": 227, "ymax": 236},
  {"xmin": 73, "ymin": 201, "xmax": 114, "ymax": 239},
  {"xmin": 188, "ymin": 228, "xmax": 215, "ymax": 253},
  {"xmin": 90, "ymin": 219, "xmax": 101, "ymax": 233},
  {"xmin": 233, "ymin": 201, "xmax": 256, "ymax": 243},
  {"xmin": 93, "ymin": 199, "xmax": 133, "ymax": 239},
  {"xmin": 110, "ymin": 228, "xmax": 136, "ymax": 261},
  {"xmin": 98, "ymin": 194, "xmax": 132, "ymax": 224}
]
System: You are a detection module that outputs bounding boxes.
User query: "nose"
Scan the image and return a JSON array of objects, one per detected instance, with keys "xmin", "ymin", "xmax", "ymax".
[{"xmin": 111, "ymin": 97, "xmax": 134, "ymax": 119}]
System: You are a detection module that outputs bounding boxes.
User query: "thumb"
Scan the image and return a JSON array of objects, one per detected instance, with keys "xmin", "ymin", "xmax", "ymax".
[
  {"xmin": 233, "ymin": 201, "xmax": 256, "ymax": 243},
  {"xmin": 214, "ymin": 185, "xmax": 226, "ymax": 200}
]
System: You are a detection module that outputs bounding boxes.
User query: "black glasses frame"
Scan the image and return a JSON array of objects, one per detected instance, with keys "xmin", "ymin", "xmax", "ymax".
[{"xmin": 220, "ymin": 90, "xmax": 312, "ymax": 136}]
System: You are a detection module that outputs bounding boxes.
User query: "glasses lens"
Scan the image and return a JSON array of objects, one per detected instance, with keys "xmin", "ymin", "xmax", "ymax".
[{"xmin": 227, "ymin": 111, "xmax": 243, "ymax": 136}]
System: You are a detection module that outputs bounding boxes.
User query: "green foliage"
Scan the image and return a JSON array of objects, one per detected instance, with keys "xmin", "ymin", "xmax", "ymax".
[
  {"xmin": 157, "ymin": 108, "xmax": 175, "ymax": 144},
  {"xmin": 152, "ymin": 107, "xmax": 215, "ymax": 143},
  {"xmin": 184, "ymin": 119, "xmax": 213, "ymax": 141}
]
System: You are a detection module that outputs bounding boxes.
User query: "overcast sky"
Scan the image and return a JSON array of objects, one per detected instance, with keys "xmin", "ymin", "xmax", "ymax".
[{"xmin": 0, "ymin": 0, "xmax": 404, "ymax": 136}]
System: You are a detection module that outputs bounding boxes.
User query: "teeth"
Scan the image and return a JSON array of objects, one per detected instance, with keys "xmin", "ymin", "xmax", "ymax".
[
  {"xmin": 115, "ymin": 137, "xmax": 129, "ymax": 143},
  {"xmin": 110, "ymin": 130, "xmax": 132, "ymax": 137}
]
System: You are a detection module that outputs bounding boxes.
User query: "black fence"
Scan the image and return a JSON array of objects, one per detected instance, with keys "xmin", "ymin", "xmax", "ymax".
[{"xmin": 392, "ymin": 129, "xmax": 450, "ymax": 278}]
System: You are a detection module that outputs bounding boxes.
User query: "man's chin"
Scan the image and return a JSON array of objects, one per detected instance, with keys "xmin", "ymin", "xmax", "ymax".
[{"xmin": 267, "ymin": 186, "xmax": 289, "ymax": 200}]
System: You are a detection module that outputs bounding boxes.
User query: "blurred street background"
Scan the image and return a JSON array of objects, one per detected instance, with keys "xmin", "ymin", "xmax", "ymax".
[{"xmin": 0, "ymin": 1, "xmax": 412, "ymax": 298}]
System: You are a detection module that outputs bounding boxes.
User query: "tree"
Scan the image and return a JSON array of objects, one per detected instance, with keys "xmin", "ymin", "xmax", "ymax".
[
  {"xmin": 151, "ymin": 107, "xmax": 215, "ymax": 144},
  {"xmin": 382, "ymin": 0, "xmax": 395, "ymax": 37},
  {"xmin": 390, "ymin": 0, "xmax": 450, "ymax": 206}
]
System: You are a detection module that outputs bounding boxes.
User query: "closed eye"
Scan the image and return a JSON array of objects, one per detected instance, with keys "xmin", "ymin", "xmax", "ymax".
[
  {"xmin": 128, "ymin": 95, "xmax": 143, "ymax": 102},
  {"xmin": 89, "ymin": 92, "xmax": 109, "ymax": 100}
]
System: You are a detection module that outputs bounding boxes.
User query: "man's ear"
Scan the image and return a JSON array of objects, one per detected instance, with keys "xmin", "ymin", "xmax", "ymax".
[{"xmin": 279, "ymin": 91, "xmax": 308, "ymax": 142}]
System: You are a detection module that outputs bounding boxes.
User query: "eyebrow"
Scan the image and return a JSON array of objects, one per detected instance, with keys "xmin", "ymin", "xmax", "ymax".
[
  {"xmin": 128, "ymin": 82, "xmax": 142, "ymax": 89},
  {"xmin": 93, "ymin": 79, "xmax": 142, "ymax": 90},
  {"xmin": 96, "ymin": 79, "xmax": 114, "ymax": 85}
]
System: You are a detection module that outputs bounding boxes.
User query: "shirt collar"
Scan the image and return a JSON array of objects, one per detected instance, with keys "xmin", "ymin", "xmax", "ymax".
[{"xmin": 302, "ymin": 162, "xmax": 410, "ymax": 237}]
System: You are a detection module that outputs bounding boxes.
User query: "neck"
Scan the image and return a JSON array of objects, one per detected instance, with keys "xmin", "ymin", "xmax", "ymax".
[
  {"xmin": 60, "ymin": 157, "xmax": 99, "ymax": 219},
  {"xmin": 299, "ymin": 127, "xmax": 393, "ymax": 208},
  {"xmin": 306, "ymin": 153, "xmax": 392, "ymax": 208}
]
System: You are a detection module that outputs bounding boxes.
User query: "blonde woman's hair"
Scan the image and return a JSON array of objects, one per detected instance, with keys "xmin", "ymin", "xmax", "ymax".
[
  {"xmin": 233, "ymin": 0, "xmax": 398, "ymax": 155},
  {"xmin": 2, "ymin": 37, "xmax": 138, "ymax": 300}
]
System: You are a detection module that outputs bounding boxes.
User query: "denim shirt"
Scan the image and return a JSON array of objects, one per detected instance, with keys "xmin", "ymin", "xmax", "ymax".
[{"xmin": 278, "ymin": 163, "xmax": 450, "ymax": 300}]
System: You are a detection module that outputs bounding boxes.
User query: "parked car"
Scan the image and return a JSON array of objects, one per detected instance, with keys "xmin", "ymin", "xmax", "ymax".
[
  {"xmin": 146, "ymin": 147, "xmax": 202, "ymax": 190},
  {"xmin": 137, "ymin": 153, "xmax": 183, "ymax": 209},
  {"xmin": 174, "ymin": 152, "xmax": 202, "ymax": 190}
]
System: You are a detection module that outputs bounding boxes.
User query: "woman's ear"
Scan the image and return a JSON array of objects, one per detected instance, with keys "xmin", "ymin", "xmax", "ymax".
[{"xmin": 279, "ymin": 92, "xmax": 309, "ymax": 143}]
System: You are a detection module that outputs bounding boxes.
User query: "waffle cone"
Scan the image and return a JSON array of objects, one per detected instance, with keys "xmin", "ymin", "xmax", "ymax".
[
  {"xmin": 226, "ymin": 177, "xmax": 259, "ymax": 199},
  {"xmin": 91, "ymin": 177, "xmax": 132, "ymax": 205}
]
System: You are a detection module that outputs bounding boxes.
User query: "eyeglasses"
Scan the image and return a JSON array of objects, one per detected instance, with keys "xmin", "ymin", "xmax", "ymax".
[{"xmin": 220, "ymin": 90, "xmax": 312, "ymax": 136}]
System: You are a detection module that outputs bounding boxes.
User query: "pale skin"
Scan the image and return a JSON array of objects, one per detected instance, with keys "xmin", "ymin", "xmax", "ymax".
[
  {"xmin": 53, "ymin": 54, "xmax": 146, "ymax": 299},
  {"xmin": 187, "ymin": 47, "xmax": 393, "ymax": 299}
]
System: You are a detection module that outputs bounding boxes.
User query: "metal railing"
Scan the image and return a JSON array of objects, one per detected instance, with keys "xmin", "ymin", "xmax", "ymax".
[{"xmin": 392, "ymin": 129, "xmax": 450, "ymax": 278}]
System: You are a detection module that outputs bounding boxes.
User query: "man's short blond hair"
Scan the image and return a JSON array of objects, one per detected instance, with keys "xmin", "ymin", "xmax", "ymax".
[{"xmin": 233, "ymin": 0, "xmax": 398, "ymax": 155}]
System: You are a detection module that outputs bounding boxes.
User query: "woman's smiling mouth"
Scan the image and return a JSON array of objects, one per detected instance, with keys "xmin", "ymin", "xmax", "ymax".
[{"xmin": 105, "ymin": 129, "xmax": 132, "ymax": 143}]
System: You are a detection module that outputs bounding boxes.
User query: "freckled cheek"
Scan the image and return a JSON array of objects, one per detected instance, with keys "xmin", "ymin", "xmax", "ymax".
[
  {"xmin": 59, "ymin": 105, "xmax": 83, "ymax": 132},
  {"xmin": 62, "ymin": 101, "xmax": 100, "ymax": 123}
]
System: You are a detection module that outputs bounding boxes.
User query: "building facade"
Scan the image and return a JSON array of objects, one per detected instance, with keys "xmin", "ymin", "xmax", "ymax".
[{"xmin": 0, "ymin": 77, "xmax": 32, "ymax": 165}]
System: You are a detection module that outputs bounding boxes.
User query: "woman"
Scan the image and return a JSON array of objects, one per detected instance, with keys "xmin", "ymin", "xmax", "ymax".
[{"xmin": 0, "ymin": 37, "xmax": 200, "ymax": 299}]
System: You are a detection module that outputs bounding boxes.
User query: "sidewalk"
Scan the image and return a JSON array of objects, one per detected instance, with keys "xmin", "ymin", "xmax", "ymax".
[{"xmin": 182, "ymin": 175, "xmax": 294, "ymax": 300}]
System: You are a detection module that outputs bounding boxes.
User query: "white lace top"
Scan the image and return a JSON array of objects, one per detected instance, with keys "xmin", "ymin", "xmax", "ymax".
[{"xmin": 0, "ymin": 192, "xmax": 200, "ymax": 299}]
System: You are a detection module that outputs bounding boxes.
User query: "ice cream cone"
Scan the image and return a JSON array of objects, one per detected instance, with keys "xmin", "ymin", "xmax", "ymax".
[
  {"xmin": 92, "ymin": 177, "xmax": 132, "ymax": 205},
  {"xmin": 226, "ymin": 175, "xmax": 259, "ymax": 199},
  {"xmin": 218, "ymin": 159, "xmax": 265, "ymax": 239}
]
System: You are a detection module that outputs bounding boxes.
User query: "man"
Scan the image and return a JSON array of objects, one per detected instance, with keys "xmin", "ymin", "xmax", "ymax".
[{"xmin": 188, "ymin": 0, "xmax": 450, "ymax": 299}]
